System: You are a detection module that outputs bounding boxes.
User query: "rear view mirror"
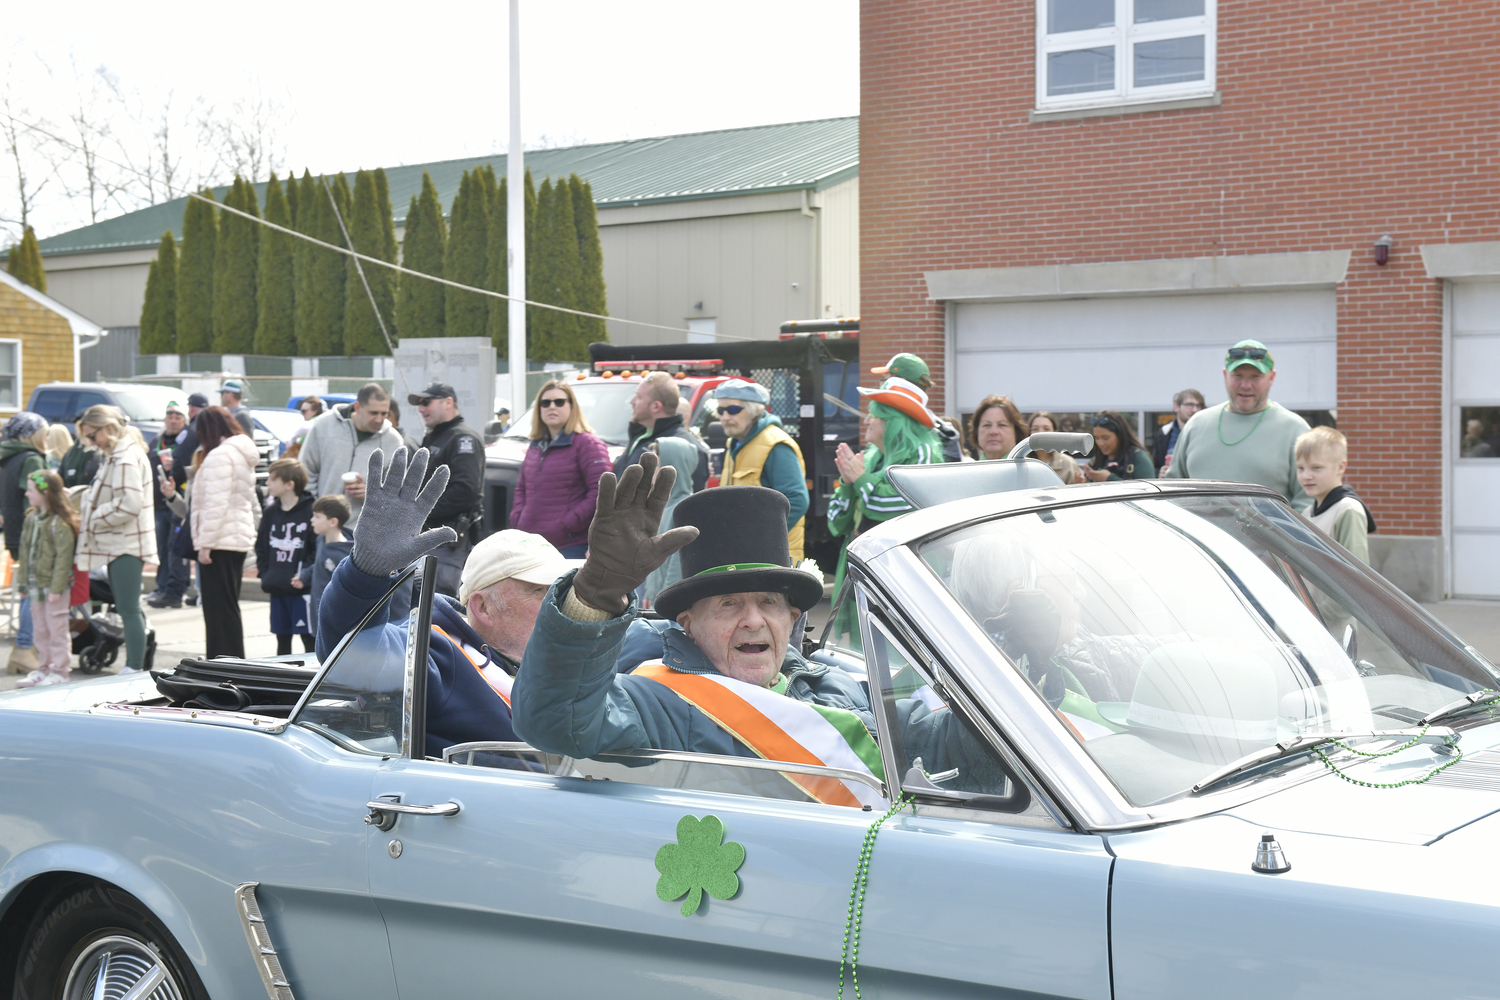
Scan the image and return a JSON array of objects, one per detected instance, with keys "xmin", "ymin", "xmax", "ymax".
[{"xmin": 704, "ymin": 421, "xmax": 727, "ymax": 450}]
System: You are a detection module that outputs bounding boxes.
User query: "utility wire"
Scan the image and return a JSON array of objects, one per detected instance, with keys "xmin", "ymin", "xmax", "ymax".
[
  {"xmin": 193, "ymin": 192, "xmax": 758, "ymax": 341},
  {"xmin": 321, "ymin": 175, "xmax": 395, "ymax": 354},
  {"xmin": 1, "ymin": 112, "xmax": 760, "ymax": 343}
]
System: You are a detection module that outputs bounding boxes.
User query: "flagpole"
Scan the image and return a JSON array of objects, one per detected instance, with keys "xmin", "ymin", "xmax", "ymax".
[{"xmin": 507, "ymin": 0, "xmax": 527, "ymax": 416}]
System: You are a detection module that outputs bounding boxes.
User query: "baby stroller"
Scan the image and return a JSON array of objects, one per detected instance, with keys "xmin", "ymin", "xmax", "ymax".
[{"xmin": 71, "ymin": 570, "xmax": 157, "ymax": 674}]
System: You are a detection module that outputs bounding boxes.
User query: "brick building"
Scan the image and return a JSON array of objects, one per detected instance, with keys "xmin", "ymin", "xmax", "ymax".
[{"xmin": 860, "ymin": 0, "xmax": 1500, "ymax": 600}]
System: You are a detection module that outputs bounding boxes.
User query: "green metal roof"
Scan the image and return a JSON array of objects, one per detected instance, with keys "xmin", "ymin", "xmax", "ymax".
[{"xmin": 36, "ymin": 116, "xmax": 858, "ymax": 258}]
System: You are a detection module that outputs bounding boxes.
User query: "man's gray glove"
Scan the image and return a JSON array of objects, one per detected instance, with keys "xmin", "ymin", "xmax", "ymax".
[
  {"xmin": 572, "ymin": 450, "xmax": 699, "ymax": 615},
  {"xmin": 350, "ymin": 447, "xmax": 458, "ymax": 577}
]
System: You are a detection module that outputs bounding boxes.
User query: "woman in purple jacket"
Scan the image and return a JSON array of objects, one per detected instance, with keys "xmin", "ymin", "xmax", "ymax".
[{"xmin": 510, "ymin": 380, "xmax": 611, "ymax": 557}]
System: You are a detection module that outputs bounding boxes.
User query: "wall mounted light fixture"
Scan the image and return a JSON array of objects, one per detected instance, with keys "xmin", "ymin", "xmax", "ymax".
[{"xmin": 1374, "ymin": 234, "xmax": 1394, "ymax": 266}]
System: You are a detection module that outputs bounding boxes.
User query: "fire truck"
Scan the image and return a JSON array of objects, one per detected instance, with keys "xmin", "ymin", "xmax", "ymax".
[{"xmin": 482, "ymin": 319, "xmax": 863, "ymax": 567}]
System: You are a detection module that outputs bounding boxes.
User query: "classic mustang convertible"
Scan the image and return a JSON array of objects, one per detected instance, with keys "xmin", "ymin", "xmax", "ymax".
[{"xmin": 3, "ymin": 470, "xmax": 1499, "ymax": 999}]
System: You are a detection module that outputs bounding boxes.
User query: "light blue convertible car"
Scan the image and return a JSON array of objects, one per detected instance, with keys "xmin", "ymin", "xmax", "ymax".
[{"xmin": 3, "ymin": 463, "xmax": 1499, "ymax": 999}]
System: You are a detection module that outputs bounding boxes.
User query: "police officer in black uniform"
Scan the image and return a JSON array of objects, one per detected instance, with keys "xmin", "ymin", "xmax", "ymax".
[{"xmin": 408, "ymin": 381, "xmax": 485, "ymax": 596}]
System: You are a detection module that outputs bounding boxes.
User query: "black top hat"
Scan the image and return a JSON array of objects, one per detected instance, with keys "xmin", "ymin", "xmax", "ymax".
[{"xmin": 653, "ymin": 486, "xmax": 823, "ymax": 621}]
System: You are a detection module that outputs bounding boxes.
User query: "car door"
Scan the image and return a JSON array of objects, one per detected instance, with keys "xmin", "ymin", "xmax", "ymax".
[{"xmin": 365, "ymin": 575, "xmax": 1113, "ymax": 998}]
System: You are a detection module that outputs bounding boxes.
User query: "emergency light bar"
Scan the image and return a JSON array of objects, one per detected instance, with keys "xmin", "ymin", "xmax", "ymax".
[
  {"xmin": 590, "ymin": 359, "xmax": 724, "ymax": 377},
  {"xmin": 778, "ymin": 317, "xmax": 860, "ymax": 340}
]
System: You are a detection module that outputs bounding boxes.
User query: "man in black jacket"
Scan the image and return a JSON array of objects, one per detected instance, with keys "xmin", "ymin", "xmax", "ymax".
[
  {"xmin": 1152, "ymin": 388, "xmax": 1205, "ymax": 475},
  {"xmin": 612, "ymin": 372, "xmax": 709, "ymax": 491},
  {"xmin": 146, "ymin": 400, "xmax": 192, "ymax": 608},
  {"xmin": 410, "ymin": 382, "xmax": 486, "ymax": 596}
]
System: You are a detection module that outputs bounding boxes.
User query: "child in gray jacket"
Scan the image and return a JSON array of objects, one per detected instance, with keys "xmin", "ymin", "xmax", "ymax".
[{"xmin": 295, "ymin": 495, "xmax": 355, "ymax": 639}]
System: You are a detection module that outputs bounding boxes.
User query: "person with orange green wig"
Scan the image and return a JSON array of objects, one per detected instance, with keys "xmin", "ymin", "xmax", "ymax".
[{"xmin": 826, "ymin": 377, "xmax": 943, "ymax": 641}]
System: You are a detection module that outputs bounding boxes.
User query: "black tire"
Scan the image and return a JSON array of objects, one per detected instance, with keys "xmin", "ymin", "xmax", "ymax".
[{"xmin": 10, "ymin": 877, "xmax": 209, "ymax": 1000}]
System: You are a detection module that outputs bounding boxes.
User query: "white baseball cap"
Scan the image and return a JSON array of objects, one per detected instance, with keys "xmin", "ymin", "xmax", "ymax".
[{"xmin": 458, "ymin": 529, "xmax": 580, "ymax": 608}]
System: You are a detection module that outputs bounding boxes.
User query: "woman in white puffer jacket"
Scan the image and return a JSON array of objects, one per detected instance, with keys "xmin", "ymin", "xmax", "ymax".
[{"xmin": 190, "ymin": 406, "xmax": 262, "ymax": 658}]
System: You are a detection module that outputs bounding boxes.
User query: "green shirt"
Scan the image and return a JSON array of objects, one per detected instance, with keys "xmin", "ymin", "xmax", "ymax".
[{"xmin": 1162, "ymin": 401, "xmax": 1311, "ymax": 511}]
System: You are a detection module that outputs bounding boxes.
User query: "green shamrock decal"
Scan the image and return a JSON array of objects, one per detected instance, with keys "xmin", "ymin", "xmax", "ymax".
[{"xmin": 655, "ymin": 814, "xmax": 745, "ymax": 916}]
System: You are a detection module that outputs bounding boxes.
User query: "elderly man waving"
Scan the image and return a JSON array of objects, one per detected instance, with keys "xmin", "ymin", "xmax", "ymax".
[{"xmin": 509, "ymin": 456, "xmax": 1003, "ymax": 808}]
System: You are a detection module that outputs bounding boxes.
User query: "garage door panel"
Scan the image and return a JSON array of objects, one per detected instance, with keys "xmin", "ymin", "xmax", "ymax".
[
  {"xmin": 1453, "ymin": 532, "xmax": 1500, "ymax": 598},
  {"xmin": 1453, "ymin": 465, "xmax": 1500, "ymax": 529},
  {"xmin": 1451, "ymin": 281, "xmax": 1500, "ymax": 335},
  {"xmin": 1453, "ymin": 333, "xmax": 1500, "ymax": 402},
  {"xmin": 953, "ymin": 290, "xmax": 1337, "ymax": 413}
]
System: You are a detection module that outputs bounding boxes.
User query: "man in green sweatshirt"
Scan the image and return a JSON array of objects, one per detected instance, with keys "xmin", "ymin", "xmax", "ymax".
[{"xmin": 1163, "ymin": 339, "xmax": 1312, "ymax": 511}]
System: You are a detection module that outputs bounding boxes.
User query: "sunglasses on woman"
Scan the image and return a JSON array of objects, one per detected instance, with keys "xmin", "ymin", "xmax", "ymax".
[
  {"xmin": 538, "ymin": 398, "xmax": 570, "ymax": 408},
  {"xmin": 716, "ymin": 405, "xmax": 747, "ymax": 416}
]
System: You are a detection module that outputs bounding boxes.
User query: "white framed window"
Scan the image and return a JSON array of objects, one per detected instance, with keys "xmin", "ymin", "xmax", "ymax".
[
  {"xmin": 0, "ymin": 341, "xmax": 19, "ymax": 411},
  {"xmin": 1036, "ymin": 0, "xmax": 1216, "ymax": 112}
]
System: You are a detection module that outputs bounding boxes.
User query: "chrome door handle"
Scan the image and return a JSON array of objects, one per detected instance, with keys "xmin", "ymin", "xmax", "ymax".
[{"xmin": 364, "ymin": 798, "xmax": 461, "ymax": 830}]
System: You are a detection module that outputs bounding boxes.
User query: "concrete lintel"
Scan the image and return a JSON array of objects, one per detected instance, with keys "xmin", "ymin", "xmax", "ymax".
[
  {"xmin": 925, "ymin": 250, "xmax": 1353, "ymax": 303},
  {"xmin": 1420, "ymin": 241, "xmax": 1500, "ymax": 279},
  {"xmin": 597, "ymin": 190, "xmax": 806, "ymax": 227}
]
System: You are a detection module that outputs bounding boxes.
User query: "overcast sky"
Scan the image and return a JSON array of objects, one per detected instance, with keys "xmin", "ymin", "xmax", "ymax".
[{"xmin": 4, "ymin": 0, "xmax": 859, "ymax": 240}]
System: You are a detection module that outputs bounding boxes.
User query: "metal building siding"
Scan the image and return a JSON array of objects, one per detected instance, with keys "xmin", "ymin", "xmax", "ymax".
[
  {"xmin": 816, "ymin": 177, "xmax": 860, "ymax": 320},
  {"xmin": 599, "ymin": 209, "xmax": 815, "ymax": 346}
]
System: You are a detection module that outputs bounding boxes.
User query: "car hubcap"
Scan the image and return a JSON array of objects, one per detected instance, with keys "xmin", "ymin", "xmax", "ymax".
[{"xmin": 62, "ymin": 935, "xmax": 185, "ymax": 1000}]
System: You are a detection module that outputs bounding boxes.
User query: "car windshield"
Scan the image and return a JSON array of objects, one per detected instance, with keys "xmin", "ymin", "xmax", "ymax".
[
  {"xmin": 920, "ymin": 494, "xmax": 1499, "ymax": 806},
  {"xmin": 109, "ymin": 384, "xmax": 182, "ymax": 421},
  {"xmin": 505, "ymin": 380, "xmax": 641, "ymax": 446},
  {"xmin": 248, "ymin": 408, "xmax": 307, "ymax": 442}
]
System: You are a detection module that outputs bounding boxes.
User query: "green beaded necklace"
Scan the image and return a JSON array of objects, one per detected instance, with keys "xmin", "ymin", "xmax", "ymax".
[
  {"xmin": 837, "ymin": 793, "xmax": 913, "ymax": 1000},
  {"xmin": 1217, "ymin": 403, "xmax": 1269, "ymax": 447},
  {"xmin": 1311, "ymin": 723, "xmax": 1464, "ymax": 788}
]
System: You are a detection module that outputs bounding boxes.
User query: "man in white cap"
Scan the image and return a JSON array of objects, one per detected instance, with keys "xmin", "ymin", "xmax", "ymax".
[
  {"xmin": 712, "ymin": 378, "xmax": 810, "ymax": 560},
  {"xmin": 314, "ymin": 448, "xmax": 579, "ymax": 757}
]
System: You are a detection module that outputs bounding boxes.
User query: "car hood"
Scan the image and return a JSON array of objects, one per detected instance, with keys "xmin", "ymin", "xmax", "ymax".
[
  {"xmin": 0, "ymin": 671, "xmax": 161, "ymax": 711},
  {"xmin": 1218, "ymin": 719, "xmax": 1500, "ymax": 846},
  {"xmin": 486, "ymin": 436, "xmax": 625, "ymax": 466}
]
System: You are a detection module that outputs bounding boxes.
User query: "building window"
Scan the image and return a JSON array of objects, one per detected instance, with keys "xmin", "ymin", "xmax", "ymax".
[
  {"xmin": 1036, "ymin": 0, "xmax": 1216, "ymax": 111},
  {"xmin": 0, "ymin": 341, "xmax": 18, "ymax": 411}
]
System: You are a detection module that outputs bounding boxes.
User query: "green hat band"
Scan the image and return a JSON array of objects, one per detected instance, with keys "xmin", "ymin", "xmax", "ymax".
[{"xmin": 693, "ymin": 562, "xmax": 781, "ymax": 577}]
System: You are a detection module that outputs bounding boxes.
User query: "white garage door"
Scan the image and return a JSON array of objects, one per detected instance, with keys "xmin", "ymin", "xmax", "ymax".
[
  {"xmin": 1450, "ymin": 279, "xmax": 1500, "ymax": 598},
  {"xmin": 952, "ymin": 289, "xmax": 1338, "ymax": 414}
]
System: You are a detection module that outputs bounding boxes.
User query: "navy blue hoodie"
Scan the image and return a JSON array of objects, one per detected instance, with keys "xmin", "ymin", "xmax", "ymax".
[{"xmin": 255, "ymin": 492, "xmax": 315, "ymax": 594}]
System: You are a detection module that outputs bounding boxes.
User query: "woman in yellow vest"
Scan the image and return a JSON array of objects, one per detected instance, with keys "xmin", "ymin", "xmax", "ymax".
[{"xmin": 713, "ymin": 379, "xmax": 810, "ymax": 562}]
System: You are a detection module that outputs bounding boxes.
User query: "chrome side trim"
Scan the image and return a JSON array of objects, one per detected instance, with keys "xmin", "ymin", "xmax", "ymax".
[
  {"xmin": 234, "ymin": 882, "xmax": 296, "ymax": 1000},
  {"xmin": 90, "ymin": 702, "xmax": 289, "ymax": 733},
  {"xmin": 444, "ymin": 740, "xmax": 544, "ymax": 762}
]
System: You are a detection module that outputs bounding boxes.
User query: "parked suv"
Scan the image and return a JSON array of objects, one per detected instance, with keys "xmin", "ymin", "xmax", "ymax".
[{"xmin": 27, "ymin": 381, "xmax": 276, "ymax": 483}]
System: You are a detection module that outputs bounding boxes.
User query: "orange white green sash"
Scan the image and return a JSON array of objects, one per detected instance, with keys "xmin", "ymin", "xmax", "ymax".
[
  {"xmin": 431, "ymin": 625, "xmax": 513, "ymax": 707},
  {"xmin": 630, "ymin": 662, "xmax": 886, "ymax": 809}
]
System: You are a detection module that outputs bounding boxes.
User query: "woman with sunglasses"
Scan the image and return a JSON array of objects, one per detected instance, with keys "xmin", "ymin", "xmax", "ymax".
[
  {"xmin": 1080, "ymin": 410, "xmax": 1155, "ymax": 481},
  {"xmin": 510, "ymin": 380, "xmax": 611, "ymax": 558},
  {"xmin": 74, "ymin": 405, "xmax": 157, "ymax": 672}
]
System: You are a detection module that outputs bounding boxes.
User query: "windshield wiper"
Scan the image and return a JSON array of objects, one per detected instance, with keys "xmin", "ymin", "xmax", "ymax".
[
  {"xmin": 1191, "ymin": 726, "xmax": 1456, "ymax": 795},
  {"xmin": 1419, "ymin": 689, "xmax": 1500, "ymax": 727}
]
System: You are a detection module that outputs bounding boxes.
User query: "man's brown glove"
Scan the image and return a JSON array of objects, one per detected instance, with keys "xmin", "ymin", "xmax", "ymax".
[{"xmin": 571, "ymin": 451, "xmax": 699, "ymax": 615}]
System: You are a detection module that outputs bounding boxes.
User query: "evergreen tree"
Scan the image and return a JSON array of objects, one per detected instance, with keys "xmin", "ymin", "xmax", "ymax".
[
  {"xmin": 255, "ymin": 173, "xmax": 296, "ymax": 355},
  {"xmin": 175, "ymin": 188, "xmax": 217, "ymax": 353},
  {"xmin": 284, "ymin": 169, "xmax": 300, "ymax": 228},
  {"xmin": 301, "ymin": 174, "xmax": 350, "ymax": 355},
  {"xmin": 139, "ymin": 231, "xmax": 178, "ymax": 353},
  {"xmin": 212, "ymin": 176, "xmax": 260, "ymax": 353},
  {"xmin": 570, "ymin": 175, "xmax": 608, "ymax": 345},
  {"xmin": 485, "ymin": 173, "xmax": 508, "ymax": 347},
  {"xmin": 374, "ymin": 168, "xmax": 398, "ymax": 267},
  {"xmin": 527, "ymin": 177, "xmax": 554, "ymax": 358},
  {"xmin": 293, "ymin": 171, "xmax": 317, "ymax": 351},
  {"xmin": 395, "ymin": 172, "xmax": 447, "ymax": 339},
  {"xmin": 343, "ymin": 168, "xmax": 397, "ymax": 355},
  {"xmin": 445, "ymin": 168, "xmax": 493, "ymax": 339},
  {"xmin": 5, "ymin": 225, "xmax": 47, "ymax": 292},
  {"xmin": 537, "ymin": 176, "xmax": 583, "ymax": 361}
]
